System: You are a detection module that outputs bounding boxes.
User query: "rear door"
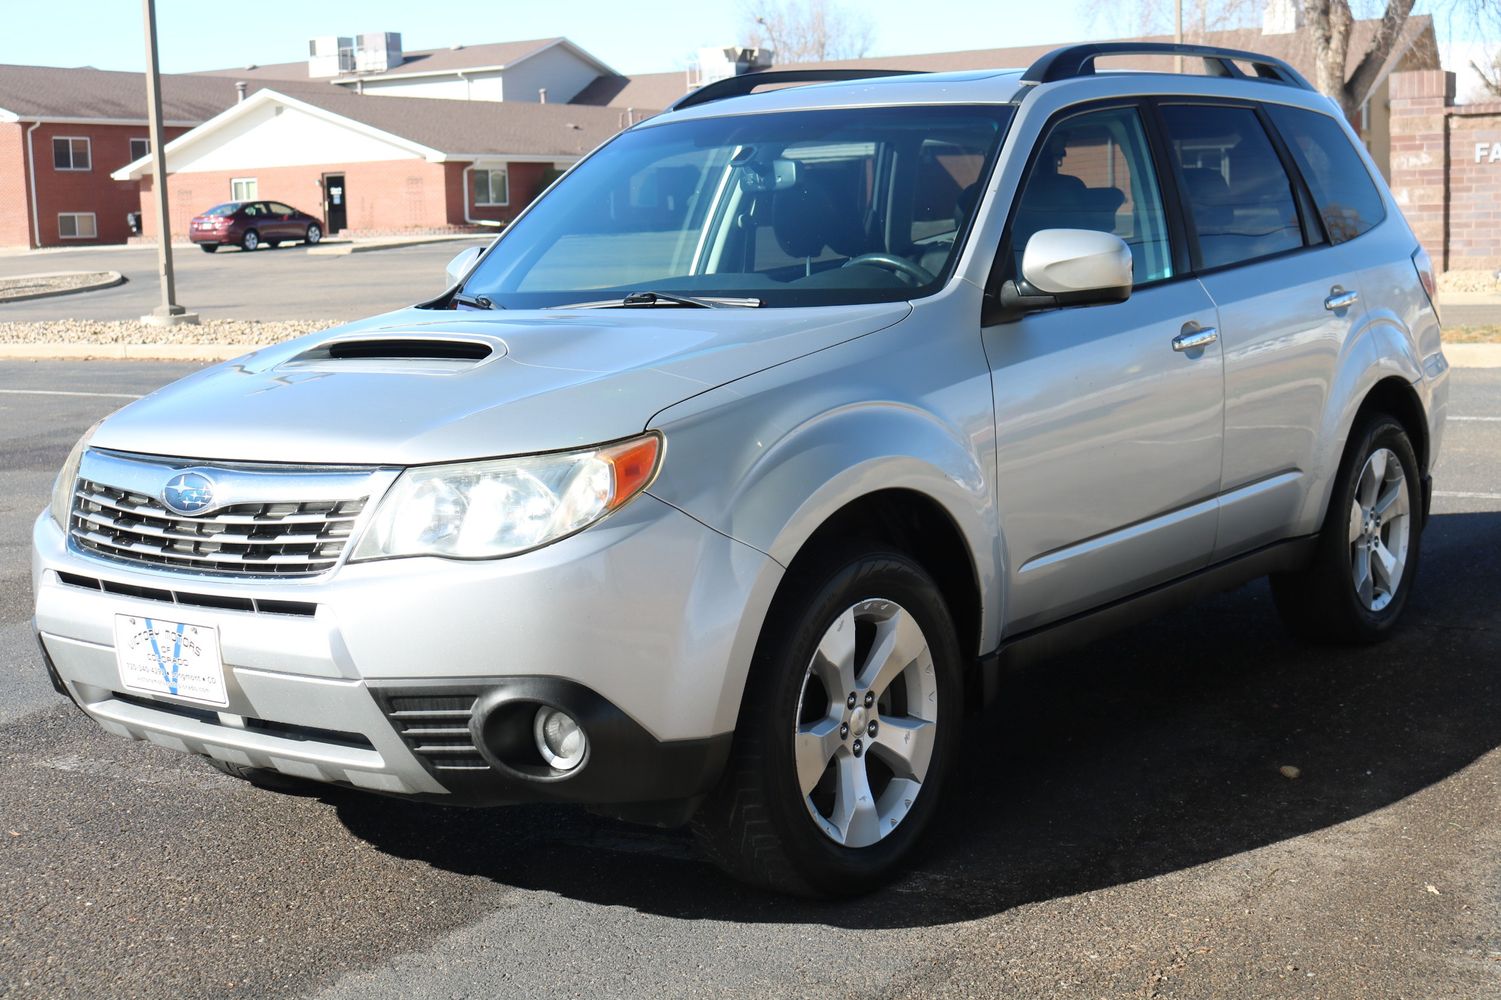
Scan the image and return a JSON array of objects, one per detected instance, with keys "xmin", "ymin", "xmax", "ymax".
[
  {"xmin": 1154, "ymin": 102, "xmax": 1369, "ymax": 558},
  {"xmin": 983, "ymin": 103, "xmax": 1225, "ymax": 634}
]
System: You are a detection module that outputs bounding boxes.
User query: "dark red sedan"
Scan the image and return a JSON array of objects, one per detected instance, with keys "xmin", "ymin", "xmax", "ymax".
[{"xmin": 190, "ymin": 200, "xmax": 324, "ymax": 253}]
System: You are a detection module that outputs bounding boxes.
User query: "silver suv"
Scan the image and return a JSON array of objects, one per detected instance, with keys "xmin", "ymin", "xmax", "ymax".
[{"xmin": 32, "ymin": 43, "xmax": 1449, "ymax": 895}]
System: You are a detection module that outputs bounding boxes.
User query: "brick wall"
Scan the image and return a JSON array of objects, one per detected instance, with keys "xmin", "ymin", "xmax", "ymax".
[
  {"xmin": 1390, "ymin": 70, "xmax": 1501, "ymax": 272},
  {"xmin": 0, "ymin": 124, "xmax": 28, "ymax": 247},
  {"xmin": 9, "ymin": 122, "xmax": 190, "ymax": 247},
  {"xmin": 1447, "ymin": 103, "xmax": 1501, "ymax": 271}
]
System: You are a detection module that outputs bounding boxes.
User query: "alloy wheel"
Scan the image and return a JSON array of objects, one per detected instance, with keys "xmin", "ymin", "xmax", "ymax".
[
  {"xmin": 794, "ymin": 598, "xmax": 937, "ymax": 848},
  {"xmin": 1349, "ymin": 446, "xmax": 1410, "ymax": 612}
]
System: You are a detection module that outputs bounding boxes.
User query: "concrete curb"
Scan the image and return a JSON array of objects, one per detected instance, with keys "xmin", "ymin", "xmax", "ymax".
[
  {"xmin": 1443, "ymin": 343, "xmax": 1501, "ymax": 368},
  {"xmin": 306, "ymin": 233, "xmax": 495, "ymax": 256},
  {"xmin": 0, "ymin": 342, "xmax": 261, "ymax": 361},
  {"xmin": 0, "ymin": 271, "xmax": 125, "ymax": 304},
  {"xmin": 1438, "ymin": 291, "xmax": 1501, "ymax": 306}
]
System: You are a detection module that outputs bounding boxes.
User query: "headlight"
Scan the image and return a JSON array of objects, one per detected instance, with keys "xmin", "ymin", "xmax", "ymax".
[
  {"xmin": 49, "ymin": 420, "xmax": 102, "ymax": 528},
  {"xmin": 351, "ymin": 433, "xmax": 662, "ymax": 561}
]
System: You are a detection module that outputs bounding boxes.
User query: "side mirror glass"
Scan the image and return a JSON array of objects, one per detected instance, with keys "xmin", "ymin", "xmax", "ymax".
[
  {"xmin": 445, "ymin": 245, "xmax": 484, "ymax": 287},
  {"xmin": 986, "ymin": 228, "xmax": 1133, "ymax": 323}
]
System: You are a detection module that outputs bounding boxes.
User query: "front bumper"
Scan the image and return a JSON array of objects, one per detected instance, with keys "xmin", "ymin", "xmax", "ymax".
[{"xmin": 32, "ymin": 494, "xmax": 780, "ymax": 809}]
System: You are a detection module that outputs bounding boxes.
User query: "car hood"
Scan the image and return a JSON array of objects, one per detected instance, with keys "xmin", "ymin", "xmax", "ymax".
[{"xmin": 92, "ymin": 303, "xmax": 912, "ymax": 465}]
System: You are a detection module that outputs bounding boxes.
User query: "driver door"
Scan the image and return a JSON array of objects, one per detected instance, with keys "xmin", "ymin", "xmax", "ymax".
[{"xmin": 982, "ymin": 103, "xmax": 1225, "ymax": 633}]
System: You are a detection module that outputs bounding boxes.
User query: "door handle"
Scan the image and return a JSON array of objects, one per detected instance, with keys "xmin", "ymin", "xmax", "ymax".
[
  {"xmin": 1325, "ymin": 288, "xmax": 1360, "ymax": 311},
  {"xmin": 1172, "ymin": 326, "xmax": 1218, "ymax": 352}
]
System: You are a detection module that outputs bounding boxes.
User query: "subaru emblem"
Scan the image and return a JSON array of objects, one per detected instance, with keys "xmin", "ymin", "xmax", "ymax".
[{"xmin": 162, "ymin": 472, "xmax": 216, "ymax": 515}]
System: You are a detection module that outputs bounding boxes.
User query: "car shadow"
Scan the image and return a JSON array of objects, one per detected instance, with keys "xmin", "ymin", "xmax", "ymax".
[{"xmin": 333, "ymin": 509, "xmax": 1501, "ymax": 928}]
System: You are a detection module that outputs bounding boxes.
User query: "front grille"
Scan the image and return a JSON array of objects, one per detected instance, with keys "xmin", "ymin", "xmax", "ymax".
[
  {"xmin": 69, "ymin": 478, "xmax": 366, "ymax": 577},
  {"xmin": 378, "ymin": 693, "xmax": 490, "ymax": 772},
  {"xmin": 57, "ymin": 571, "xmax": 318, "ymax": 616}
]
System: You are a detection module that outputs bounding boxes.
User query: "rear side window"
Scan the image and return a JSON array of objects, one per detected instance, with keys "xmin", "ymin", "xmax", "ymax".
[
  {"xmin": 1159, "ymin": 105, "xmax": 1303, "ymax": 270},
  {"xmin": 1266, "ymin": 105, "xmax": 1386, "ymax": 243}
]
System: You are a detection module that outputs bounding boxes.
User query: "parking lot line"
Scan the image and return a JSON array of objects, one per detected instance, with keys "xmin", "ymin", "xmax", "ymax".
[
  {"xmin": 1435, "ymin": 490, "xmax": 1501, "ymax": 501},
  {"xmin": 1450, "ymin": 416, "xmax": 1501, "ymax": 422},
  {"xmin": 0, "ymin": 388, "xmax": 143, "ymax": 399}
]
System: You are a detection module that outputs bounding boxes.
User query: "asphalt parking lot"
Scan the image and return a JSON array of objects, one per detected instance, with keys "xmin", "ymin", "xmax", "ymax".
[
  {"xmin": 1, "ymin": 361, "xmax": 1499, "ymax": 1000},
  {"xmin": 0, "ymin": 241, "xmax": 489, "ymax": 322}
]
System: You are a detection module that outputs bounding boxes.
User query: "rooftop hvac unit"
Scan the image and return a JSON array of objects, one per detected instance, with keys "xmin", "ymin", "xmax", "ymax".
[
  {"xmin": 308, "ymin": 36, "xmax": 355, "ymax": 78},
  {"xmin": 356, "ymin": 32, "xmax": 404, "ymax": 73}
]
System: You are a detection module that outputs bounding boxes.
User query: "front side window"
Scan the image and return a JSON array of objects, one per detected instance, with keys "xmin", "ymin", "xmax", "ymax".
[
  {"xmin": 268, "ymin": 202, "xmax": 295, "ymax": 215},
  {"xmin": 1008, "ymin": 105, "xmax": 1174, "ymax": 285},
  {"xmin": 52, "ymin": 137, "xmax": 91, "ymax": 171},
  {"xmin": 1265, "ymin": 104, "xmax": 1386, "ymax": 244},
  {"xmin": 1159, "ymin": 105, "xmax": 1304, "ymax": 270},
  {"xmin": 58, "ymin": 213, "xmax": 97, "ymax": 239},
  {"xmin": 230, "ymin": 177, "xmax": 257, "ymax": 201},
  {"xmin": 472, "ymin": 167, "xmax": 509, "ymax": 206},
  {"xmin": 457, "ymin": 105, "xmax": 1013, "ymax": 309}
]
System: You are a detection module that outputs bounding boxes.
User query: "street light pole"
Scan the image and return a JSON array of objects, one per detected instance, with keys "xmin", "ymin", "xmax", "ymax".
[
  {"xmin": 1175, "ymin": 0, "xmax": 1184, "ymax": 74},
  {"xmin": 140, "ymin": 0, "xmax": 196, "ymax": 325}
]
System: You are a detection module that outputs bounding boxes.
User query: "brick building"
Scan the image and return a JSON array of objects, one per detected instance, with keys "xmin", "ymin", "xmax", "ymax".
[
  {"xmin": 0, "ymin": 66, "xmax": 240, "ymax": 247},
  {"xmin": 1389, "ymin": 70, "xmax": 1501, "ymax": 274},
  {"xmin": 113, "ymin": 87, "xmax": 625, "ymax": 241}
]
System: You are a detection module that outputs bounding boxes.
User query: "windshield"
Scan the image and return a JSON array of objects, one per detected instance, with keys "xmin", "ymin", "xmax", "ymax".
[
  {"xmin": 456, "ymin": 105, "xmax": 1013, "ymax": 309},
  {"xmin": 202, "ymin": 203, "xmax": 240, "ymax": 217}
]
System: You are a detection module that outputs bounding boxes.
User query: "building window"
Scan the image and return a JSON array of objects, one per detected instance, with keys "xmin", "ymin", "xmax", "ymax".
[
  {"xmin": 472, "ymin": 167, "xmax": 509, "ymax": 206},
  {"xmin": 129, "ymin": 137, "xmax": 150, "ymax": 162},
  {"xmin": 58, "ymin": 213, "xmax": 98, "ymax": 239},
  {"xmin": 52, "ymin": 137, "xmax": 91, "ymax": 171},
  {"xmin": 231, "ymin": 177, "xmax": 258, "ymax": 200}
]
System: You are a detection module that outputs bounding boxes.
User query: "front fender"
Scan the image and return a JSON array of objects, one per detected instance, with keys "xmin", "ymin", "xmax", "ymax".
[{"xmin": 647, "ymin": 322, "xmax": 1002, "ymax": 656}]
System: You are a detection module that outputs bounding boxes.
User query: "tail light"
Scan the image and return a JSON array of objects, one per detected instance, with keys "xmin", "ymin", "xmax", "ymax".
[{"xmin": 1412, "ymin": 247, "xmax": 1440, "ymax": 323}]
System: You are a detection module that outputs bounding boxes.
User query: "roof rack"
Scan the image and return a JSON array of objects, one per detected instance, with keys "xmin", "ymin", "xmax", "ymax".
[
  {"xmin": 1022, "ymin": 42, "xmax": 1314, "ymax": 91},
  {"xmin": 669, "ymin": 68, "xmax": 928, "ymax": 112}
]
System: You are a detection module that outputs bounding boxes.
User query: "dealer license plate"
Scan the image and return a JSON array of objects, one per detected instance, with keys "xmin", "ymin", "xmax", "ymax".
[{"xmin": 113, "ymin": 614, "xmax": 227, "ymax": 707}]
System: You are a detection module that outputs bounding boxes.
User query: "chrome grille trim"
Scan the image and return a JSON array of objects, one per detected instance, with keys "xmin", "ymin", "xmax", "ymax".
[{"xmin": 68, "ymin": 450, "xmax": 396, "ymax": 579}]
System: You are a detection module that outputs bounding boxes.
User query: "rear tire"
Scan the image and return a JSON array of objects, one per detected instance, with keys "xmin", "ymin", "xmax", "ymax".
[
  {"xmin": 198, "ymin": 243, "xmax": 218, "ymax": 253},
  {"xmin": 1271, "ymin": 413, "xmax": 1422, "ymax": 643},
  {"xmin": 205, "ymin": 757, "xmax": 319, "ymax": 794},
  {"xmin": 267, "ymin": 240, "xmax": 281, "ymax": 249},
  {"xmin": 692, "ymin": 544, "xmax": 963, "ymax": 896},
  {"xmin": 240, "ymin": 229, "xmax": 259, "ymax": 251}
]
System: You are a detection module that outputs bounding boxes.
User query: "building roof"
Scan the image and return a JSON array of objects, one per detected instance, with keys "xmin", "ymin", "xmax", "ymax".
[
  {"xmin": 112, "ymin": 86, "xmax": 632, "ymax": 180},
  {"xmin": 571, "ymin": 15, "xmax": 1439, "ymax": 112},
  {"xmin": 0, "ymin": 64, "xmax": 244, "ymax": 123},
  {"xmin": 192, "ymin": 37, "xmax": 614, "ymax": 83}
]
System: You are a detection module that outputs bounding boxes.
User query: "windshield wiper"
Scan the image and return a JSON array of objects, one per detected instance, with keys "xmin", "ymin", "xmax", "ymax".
[
  {"xmin": 451, "ymin": 291, "xmax": 499, "ymax": 310},
  {"xmin": 546, "ymin": 290, "xmax": 762, "ymax": 310}
]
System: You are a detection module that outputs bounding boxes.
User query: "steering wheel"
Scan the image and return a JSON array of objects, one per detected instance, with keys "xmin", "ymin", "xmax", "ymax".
[{"xmin": 840, "ymin": 252, "xmax": 937, "ymax": 286}]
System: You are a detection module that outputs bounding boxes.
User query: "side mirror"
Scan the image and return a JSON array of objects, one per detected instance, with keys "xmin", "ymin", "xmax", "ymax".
[
  {"xmin": 986, "ymin": 229, "xmax": 1133, "ymax": 323},
  {"xmin": 445, "ymin": 245, "xmax": 484, "ymax": 287}
]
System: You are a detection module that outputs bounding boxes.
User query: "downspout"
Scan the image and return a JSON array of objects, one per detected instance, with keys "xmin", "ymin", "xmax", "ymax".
[
  {"xmin": 24, "ymin": 121, "xmax": 42, "ymax": 248},
  {"xmin": 461, "ymin": 164, "xmax": 502, "ymax": 228}
]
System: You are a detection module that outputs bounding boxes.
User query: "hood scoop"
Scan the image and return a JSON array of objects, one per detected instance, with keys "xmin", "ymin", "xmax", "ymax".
[{"xmin": 277, "ymin": 334, "xmax": 505, "ymax": 375}]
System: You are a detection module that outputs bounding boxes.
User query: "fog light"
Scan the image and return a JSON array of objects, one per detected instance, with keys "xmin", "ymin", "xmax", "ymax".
[{"xmin": 533, "ymin": 707, "xmax": 586, "ymax": 771}]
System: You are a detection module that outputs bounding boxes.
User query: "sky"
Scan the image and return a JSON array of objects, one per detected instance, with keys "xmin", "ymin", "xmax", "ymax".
[{"xmin": 0, "ymin": 0, "xmax": 1484, "ymax": 77}]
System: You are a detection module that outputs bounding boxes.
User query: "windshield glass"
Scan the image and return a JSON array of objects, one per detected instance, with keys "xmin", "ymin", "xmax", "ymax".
[
  {"xmin": 457, "ymin": 105, "xmax": 1013, "ymax": 309},
  {"xmin": 202, "ymin": 203, "xmax": 240, "ymax": 217}
]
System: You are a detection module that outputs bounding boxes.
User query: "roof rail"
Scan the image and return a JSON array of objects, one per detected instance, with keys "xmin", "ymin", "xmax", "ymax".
[
  {"xmin": 1022, "ymin": 42, "xmax": 1314, "ymax": 91},
  {"xmin": 669, "ymin": 68, "xmax": 928, "ymax": 112}
]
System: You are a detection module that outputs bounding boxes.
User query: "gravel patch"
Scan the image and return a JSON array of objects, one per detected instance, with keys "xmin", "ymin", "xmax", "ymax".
[
  {"xmin": 0, "ymin": 318, "xmax": 345, "ymax": 346},
  {"xmin": 0, "ymin": 271, "xmax": 118, "ymax": 301},
  {"xmin": 1439, "ymin": 269, "xmax": 1501, "ymax": 293}
]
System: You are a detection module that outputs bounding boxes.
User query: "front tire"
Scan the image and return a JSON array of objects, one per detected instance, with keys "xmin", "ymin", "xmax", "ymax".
[
  {"xmin": 240, "ymin": 229, "xmax": 259, "ymax": 251},
  {"xmin": 305, "ymin": 223, "xmax": 322, "ymax": 245},
  {"xmin": 1271, "ymin": 413, "xmax": 1423, "ymax": 642},
  {"xmin": 693, "ymin": 545, "xmax": 963, "ymax": 896}
]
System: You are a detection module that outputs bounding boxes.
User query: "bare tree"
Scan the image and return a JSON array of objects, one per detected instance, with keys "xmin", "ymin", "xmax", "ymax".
[
  {"xmin": 1473, "ymin": 51, "xmax": 1501, "ymax": 96},
  {"xmin": 741, "ymin": 0, "xmax": 875, "ymax": 62},
  {"xmin": 1305, "ymin": 0, "xmax": 1419, "ymax": 117}
]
